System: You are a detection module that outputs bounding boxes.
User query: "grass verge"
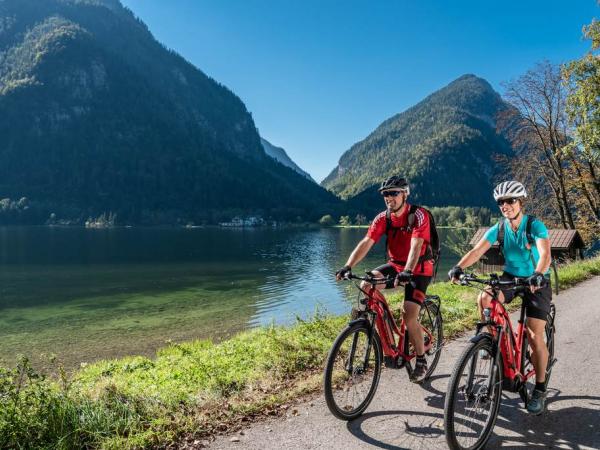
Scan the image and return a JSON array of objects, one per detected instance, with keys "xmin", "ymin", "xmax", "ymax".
[{"xmin": 2, "ymin": 257, "xmax": 599, "ymax": 449}]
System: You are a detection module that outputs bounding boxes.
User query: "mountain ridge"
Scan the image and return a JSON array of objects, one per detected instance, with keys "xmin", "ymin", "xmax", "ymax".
[
  {"xmin": 260, "ymin": 138, "xmax": 315, "ymax": 182},
  {"xmin": 322, "ymin": 74, "xmax": 514, "ymax": 208},
  {"xmin": 0, "ymin": 0, "xmax": 341, "ymax": 224}
]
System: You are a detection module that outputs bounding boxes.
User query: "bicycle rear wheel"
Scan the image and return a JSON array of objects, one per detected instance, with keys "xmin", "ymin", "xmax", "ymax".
[
  {"xmin": 519, "ymin": 304, "xmax": 556, "ymax": 405},
  {"xmin": 444, "ymin": 336, "xmax": 502, "ymax": 450},
  {"xmin": 544, "ymin": 304, "xmax": 556, "ymax": 388},
  {"xmin": 323, "ymin": 321, "xmax": 382, "ymax": 420},
  {"xmin": 406, "ymin": 298, "xmax": 443, "ymax": 380}
]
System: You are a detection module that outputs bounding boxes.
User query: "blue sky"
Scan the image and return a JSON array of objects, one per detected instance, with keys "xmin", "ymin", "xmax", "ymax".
[{"xmin": 121, "ymin": 0, "xmax": 598, "ymax": 182}]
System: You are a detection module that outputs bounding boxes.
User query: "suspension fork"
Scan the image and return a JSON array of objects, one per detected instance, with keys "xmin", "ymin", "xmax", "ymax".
[
  {"xmin": 346, "ymin": 329, "xmax": 360, "ymax": 373},
  {"xmin": 488, "ymin": 325, "xmax": 503, "ymax": 392},
  {"xmin": 344, "ymin": 314, "xmax": 375, "ymax": 373},
  {"xmin": 363, "ymin": 312, "xmax": 377, "ymax": 368},
  {"xmin": 349, "ymin": 313, "xmax": 377, "ymax": 373}
]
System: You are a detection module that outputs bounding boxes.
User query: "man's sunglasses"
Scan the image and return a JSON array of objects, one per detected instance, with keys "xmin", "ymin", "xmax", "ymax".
[
  {"xmin": 497, "ymin": 198, "xmax": 519, "ymax": 206},
  {"xmin": 381, "ymin": 190, "xmax": 405, "ymax": 197}
]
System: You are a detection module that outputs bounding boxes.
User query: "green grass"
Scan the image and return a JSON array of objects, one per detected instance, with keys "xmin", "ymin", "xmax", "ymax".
[{"xmin": 2, "ymin": 257, "xmax": 599, "ymax": 449}]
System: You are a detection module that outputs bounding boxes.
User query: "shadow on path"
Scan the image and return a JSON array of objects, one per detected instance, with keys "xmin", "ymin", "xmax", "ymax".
[
  {"xmin": 488, "ymin": 391, "xmax": 600, "ymax": 449},
  {"xmin": 344, "ymin": 374, "xmax": 449, "ymax": 449},
  {"xmin": 346, "ymin": 385, "xmax": 600, "ymax": 449}
]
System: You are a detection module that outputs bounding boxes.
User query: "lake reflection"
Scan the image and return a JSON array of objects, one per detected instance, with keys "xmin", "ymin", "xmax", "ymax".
[{"xmin": 0, "ymin": 226, "xmax": 460, "ymax": 370}]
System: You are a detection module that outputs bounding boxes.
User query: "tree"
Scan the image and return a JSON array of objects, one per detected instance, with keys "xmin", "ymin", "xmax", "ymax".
[
  {"xmin": 339, "ymin": 215, "xmax": 352, "ymax": 226},
  {"xmin": 318, "ymin": 214, "xmax": 335, "ymax": 226},
  {"xmin": 563, "ymin": 18, "xmax": 600, "ymax": 234},
  {"xmin": 499, "ymin": 61, "xmax": 575, "ymax": 229},
  {"xmin": 354, "ymin": 214, "xmax": 367, "ymax": 225}
]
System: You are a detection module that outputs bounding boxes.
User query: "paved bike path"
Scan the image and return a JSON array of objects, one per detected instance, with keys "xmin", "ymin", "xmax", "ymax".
[{"xmin": 209, "ymin": 276, "xmax": 600, "ymax": 449}]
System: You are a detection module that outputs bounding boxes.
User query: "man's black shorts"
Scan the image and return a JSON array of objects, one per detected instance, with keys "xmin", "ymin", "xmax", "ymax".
[
  {"xmin": 499, "ymin": 272, "xmax": 552, "ymax": 321},
  {"xmin": 372, "ymin": 263, "xmax": 431, "ymax": 305}
]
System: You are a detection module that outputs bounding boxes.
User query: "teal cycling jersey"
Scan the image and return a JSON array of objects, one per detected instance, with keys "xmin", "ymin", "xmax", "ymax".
[{"xmin": 484, "ymin": 215, "xmax": 550, "ymax": 277}]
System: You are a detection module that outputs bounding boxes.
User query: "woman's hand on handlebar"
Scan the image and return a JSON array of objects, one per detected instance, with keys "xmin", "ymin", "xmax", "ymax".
[{"xmin": 448, "ymin": 265, "xmax": 464, "ymax": 284}]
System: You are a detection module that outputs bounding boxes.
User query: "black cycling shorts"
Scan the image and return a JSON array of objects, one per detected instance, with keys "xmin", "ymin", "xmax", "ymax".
[
  {"xmin": 499, "ymin": 272, "xmax": 552, "ymax": 321},
  {"xmin": 371, "ymin": 263, "xmax": 432, "ymax": 305}
]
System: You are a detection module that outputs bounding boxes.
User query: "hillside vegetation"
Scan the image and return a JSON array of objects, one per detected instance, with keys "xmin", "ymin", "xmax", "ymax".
[
  {"xmin": 323, "ymin": 75, "xmax": 515, "ymax": 208},
  {"xmin": 0, "ymin": 0, "xmax": 340, "ymax": 224}
]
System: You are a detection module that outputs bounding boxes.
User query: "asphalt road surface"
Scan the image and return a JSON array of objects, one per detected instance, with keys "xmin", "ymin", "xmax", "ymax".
[{"xmin": 210, "ymin": 276, "xmax": 600, "ymax": 449}]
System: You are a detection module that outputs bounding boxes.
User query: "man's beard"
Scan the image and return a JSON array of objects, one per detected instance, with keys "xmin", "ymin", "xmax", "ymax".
[{"xmin": 389, "ymin": 198, "xmax": 405, "ymax": 213}]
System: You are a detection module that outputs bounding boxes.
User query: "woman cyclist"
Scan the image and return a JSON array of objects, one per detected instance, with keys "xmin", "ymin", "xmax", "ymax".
[{"xmin": 448, "ymin": 181, "xmax": 553, "ymax": 415}]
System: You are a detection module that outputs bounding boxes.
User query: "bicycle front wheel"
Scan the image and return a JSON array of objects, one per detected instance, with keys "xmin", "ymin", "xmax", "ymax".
[
  {"xmin": 444, "ymin": 336, "xmax": 502, "ymax": 450},
  {"xmin": 323, "ymin": 321, "xmax": 382, "ymax": 420}
]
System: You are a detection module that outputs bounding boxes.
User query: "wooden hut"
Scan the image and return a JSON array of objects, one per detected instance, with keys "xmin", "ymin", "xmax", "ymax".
[{"xmin": 469, "ymin": 227, "xmax": 585, "ymax": 273}]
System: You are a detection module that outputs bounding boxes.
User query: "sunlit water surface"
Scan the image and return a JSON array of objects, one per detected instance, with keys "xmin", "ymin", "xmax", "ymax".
[{"xmin": 0, "ymin": 226, "xmax": 461, "ymax": 370}]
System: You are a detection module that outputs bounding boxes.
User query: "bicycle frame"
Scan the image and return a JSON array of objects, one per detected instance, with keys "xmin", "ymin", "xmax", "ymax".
[
  {"xmin": 477, "ymin": 289, "xmax": 535, "ymax": 388},
  {"xmin": 362, "ymin": 283, "xmax": 436, "ymax": 364}
]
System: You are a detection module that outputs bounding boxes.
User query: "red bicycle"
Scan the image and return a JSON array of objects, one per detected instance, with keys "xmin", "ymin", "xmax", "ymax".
[
  {"xmin": 444, "ymin": 273, "xmax": 556, "ymax": 450},
  {"xmin": 323, "ymin": 272, "xmax": 443, "ymax": 420}
]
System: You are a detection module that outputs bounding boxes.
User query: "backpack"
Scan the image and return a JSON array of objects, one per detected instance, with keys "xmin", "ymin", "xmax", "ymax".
[
  {"xmin": 384, "ymin": 205, "xmax": 441, "ymax": 279},
  {"xmin": 496, "ymin": 215, "xmax": 559, "ymax": 294}
]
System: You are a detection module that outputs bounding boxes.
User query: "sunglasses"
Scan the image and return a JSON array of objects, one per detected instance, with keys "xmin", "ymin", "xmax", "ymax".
[
  {"xmin": 381, "ymin": 190, "xmax": 404, "ymax": 197},
  {"xmin": 497, "ymin": 198, "xmax": 519, "ymax": 206}
]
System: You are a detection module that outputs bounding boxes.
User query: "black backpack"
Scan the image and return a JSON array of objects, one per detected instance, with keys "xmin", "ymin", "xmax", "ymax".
[
  {"xmin": 384, "ymin": 205, "xmax": 441, "ymax": 278},
  {"xmin": 496, "ymin": 215, "xmax": 559, "ymax": 294}
]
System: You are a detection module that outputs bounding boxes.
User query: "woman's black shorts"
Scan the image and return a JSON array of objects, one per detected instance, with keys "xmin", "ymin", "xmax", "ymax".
[{"xmin": 499, "ymin": 272, "xmax": 552, "ymax": 321}]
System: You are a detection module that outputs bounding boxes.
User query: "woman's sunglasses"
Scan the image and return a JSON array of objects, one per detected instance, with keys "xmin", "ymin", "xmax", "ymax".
[
  {"xmin": 497, "ymin": 198, "xmax": 518, "ymax": 206},
  {"xmin": 381, "ymin": 190, "xmax": 405, "ymax": 197}
]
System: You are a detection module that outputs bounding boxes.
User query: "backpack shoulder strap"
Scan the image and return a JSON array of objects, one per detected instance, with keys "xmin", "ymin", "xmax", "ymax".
[
  {"xmin": 525, "ymin": 215, "xmax": 537, "ymax": 245},
  {"xmin": 407, "ymin": 204, "xmax": 419, "ymax": 228},
  {"xmin": 384, "ymin": 209, "xmax": 392, "ymax": 261},
  {"xmin": 497, "ymin": 219, "xmax": 505, "ymax": 250},
  {"xmin": 385, "ymin": 208, "xmax": 392, "ymax": 234}
]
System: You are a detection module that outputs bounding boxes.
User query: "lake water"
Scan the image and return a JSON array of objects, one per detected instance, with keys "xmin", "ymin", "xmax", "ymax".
[{"xmin": 0, "ymin": 226, "xmax": 464, "ymax": 371}]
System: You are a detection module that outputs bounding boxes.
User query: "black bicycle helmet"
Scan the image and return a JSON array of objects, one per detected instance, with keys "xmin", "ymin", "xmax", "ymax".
[{"xmin": 378, "ymin": 175, "xmax": 409, "ymax": 192}]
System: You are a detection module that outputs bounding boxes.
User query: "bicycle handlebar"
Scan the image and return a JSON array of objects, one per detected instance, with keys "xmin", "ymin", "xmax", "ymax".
[
  {"xmin": 344, "ymin": 273, "xmax": 394, "ymax": 285},
  {"xmin": 458, "ymin": 273, "xmax": 529, "ymax": 288}
]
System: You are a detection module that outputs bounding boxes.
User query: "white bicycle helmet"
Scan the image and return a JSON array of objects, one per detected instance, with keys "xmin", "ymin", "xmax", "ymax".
[{"xmin": 493, "ymin": 181, "xmax": 527, "ymax": 201}]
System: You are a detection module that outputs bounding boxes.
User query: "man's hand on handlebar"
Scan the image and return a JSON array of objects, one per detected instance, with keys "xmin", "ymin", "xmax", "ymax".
[
  {"xmin": 394, "ymin": 269, "xmax": 412, "ymax": 287},
  {"xmin": 335, "ymin": 265, "xmax": 352, "ymax": 281}
]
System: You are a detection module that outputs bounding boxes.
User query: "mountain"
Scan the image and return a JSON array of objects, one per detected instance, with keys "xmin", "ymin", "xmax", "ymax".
[
  {"xmin": 0, "ymin": 0, "xmax": 340, "ymax": 224},
  {"xmin": 260, "ymin": 138, "xmax": 315, "ymax": 182},
  {"xmin": 322, "ymin": 75, "xmax": 515, "ymax": 209}
]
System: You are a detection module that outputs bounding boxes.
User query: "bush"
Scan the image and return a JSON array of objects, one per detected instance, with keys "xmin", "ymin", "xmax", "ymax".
[{"xmin": 318, "ymin": 214, "xmax": 335, "ymax": 226}]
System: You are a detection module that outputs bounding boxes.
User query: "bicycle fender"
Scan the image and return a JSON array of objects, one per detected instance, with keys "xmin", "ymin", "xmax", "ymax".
[
  {"xmin": 469, "ymin": 332, "xmax": 493, "ymax": 345},
  {"xmin": 348, "ymin": 317, "xmax": 370, "ymax": 328}
]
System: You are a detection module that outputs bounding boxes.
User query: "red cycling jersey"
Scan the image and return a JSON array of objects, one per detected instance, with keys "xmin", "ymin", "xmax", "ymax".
[{"xmin": 366, "ymin": 204, "xmax": 433, "ymax": 276}]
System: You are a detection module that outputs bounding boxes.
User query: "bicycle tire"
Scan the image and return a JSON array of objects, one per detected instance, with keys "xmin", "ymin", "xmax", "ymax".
[
  {"xmin": 323, "ymin": 321, "xmax": 382, "ymax": 420},
  {"xmin": 519, "ymin": 304, "xmax": 556, "ymax": 404},
  {"xmin": 406, "ymin": 299, "xmax": 443, "ymax": 380},
  {"xmin": 545, "ymin": 304, "xmax": 556, "ymax": 388},
  {"xmin": 444, "ymin": 336, "xmax": 502, "ymax": 450}
]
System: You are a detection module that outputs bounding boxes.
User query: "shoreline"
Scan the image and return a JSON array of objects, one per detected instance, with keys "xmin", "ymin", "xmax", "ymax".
[{"xmin": 4, "ymin": 257, "xmax": 600, "ymax": 449}]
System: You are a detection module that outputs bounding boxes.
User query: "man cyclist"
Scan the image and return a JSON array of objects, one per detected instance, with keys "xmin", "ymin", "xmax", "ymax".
[
  {"xmin": 448, "ymin": 180, "xmax": 552, "ymax": 415},
  {"xmin": 336, "ymin": 175, "xmax": 434, "ymax": 382}
]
